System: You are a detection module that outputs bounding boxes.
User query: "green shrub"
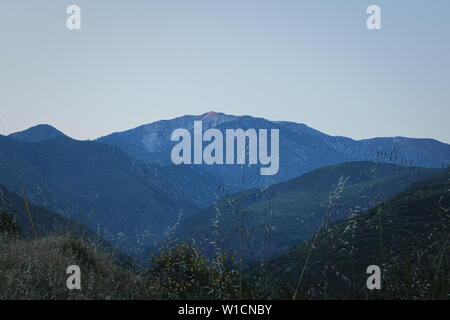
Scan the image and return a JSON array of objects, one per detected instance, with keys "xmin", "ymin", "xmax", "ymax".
[{"xmin": 145, "ymin": 240, "xmax": 239, "ymax": 299}]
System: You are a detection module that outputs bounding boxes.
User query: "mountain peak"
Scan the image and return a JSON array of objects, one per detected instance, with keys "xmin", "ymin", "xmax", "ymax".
[
  {"xmin": 201, "ymin": 111, "xmax": 224, "ymax": 118},
  {"xmin": 9, "ymin": 124, "xmax": 65, "ymax": 143}
]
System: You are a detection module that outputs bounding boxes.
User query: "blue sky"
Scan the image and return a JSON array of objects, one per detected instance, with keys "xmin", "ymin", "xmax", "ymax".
[{"xmin": 0, "ymin": 0, "xmax": 449, "ymax": 142}]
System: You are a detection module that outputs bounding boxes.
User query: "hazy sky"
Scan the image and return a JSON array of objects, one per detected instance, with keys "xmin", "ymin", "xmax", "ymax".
[{"xmin": 0, "ymin": 1, "xmax": 449, "ymax": 142}]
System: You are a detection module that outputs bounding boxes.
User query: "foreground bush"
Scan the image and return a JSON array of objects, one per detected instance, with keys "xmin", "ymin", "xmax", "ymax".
[{"xmin": 145, "ymin": 240, "xmax": 240, "ymax": 299}]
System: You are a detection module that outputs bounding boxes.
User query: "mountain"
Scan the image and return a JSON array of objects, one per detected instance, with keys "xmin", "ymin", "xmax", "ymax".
[
  {"xmin": 9, "ymin": 123, "xmax": 229, "ymax": 208},
  {"xmin": 9, "ymin": 124, "xmax": 65, "ymax": 143},
  {"xmin": 0, "ymin": 134, "xmax": 198, "ymax": 254},
  {"xmin": 97, "ymin": 112, "xmax": 351, "ymax": 189},
  {"xmin": 172, "ymin": 162, "xmax": 443, "ymax": 262},
  {"xmin": 97, "ymin": 112, "xmax": 450, "ymax": 189},
  {"xmin": 260, "ymin": 168, "xmax": 450, "ymax": 299}
]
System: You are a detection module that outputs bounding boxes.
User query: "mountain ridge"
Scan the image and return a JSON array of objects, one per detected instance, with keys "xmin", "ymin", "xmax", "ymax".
[
  {"xmin": 8, "ymin": 124, "xmax": 65, "ymax": 143},
  {"xmin": 93, "ymin": 112, "xmax": 450, "ymax": 189}
]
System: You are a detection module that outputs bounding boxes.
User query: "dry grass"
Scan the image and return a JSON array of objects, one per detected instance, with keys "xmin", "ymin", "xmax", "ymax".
[{"xmin": 0, "ymin": 234, "xmax": 145, "ymax": 300}]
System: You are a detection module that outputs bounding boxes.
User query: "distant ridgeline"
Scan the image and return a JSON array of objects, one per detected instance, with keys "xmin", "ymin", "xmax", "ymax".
[{"xmin": 97, "ymin": 112, "xmax": 450, "ymax": 189}]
